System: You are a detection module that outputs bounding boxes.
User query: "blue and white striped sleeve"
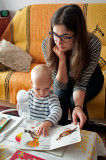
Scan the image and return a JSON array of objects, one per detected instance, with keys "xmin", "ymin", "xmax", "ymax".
[{"xmin": 45, "ymin": 93, "xmax": 62, "ymax": 126}]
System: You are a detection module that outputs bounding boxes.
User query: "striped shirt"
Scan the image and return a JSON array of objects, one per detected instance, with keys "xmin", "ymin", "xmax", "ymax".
[
  {"xmin": 42, "ymin": 34, "xmax": 101, "ymax": 92},
  {"xmin": 28, "ymin": 89, "xmax": 62, "ymax": 126}
]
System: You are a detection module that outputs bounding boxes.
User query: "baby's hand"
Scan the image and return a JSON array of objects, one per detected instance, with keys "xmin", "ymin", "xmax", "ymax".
[{"xmin": 37, "ymin": 121, "xmax": 53, "ymax": 137}]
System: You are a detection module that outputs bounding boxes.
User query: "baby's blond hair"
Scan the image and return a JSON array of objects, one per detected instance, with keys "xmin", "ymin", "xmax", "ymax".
[{"xmin": 31, "ymin": 64, "xmax": 52, "ymax": 83}]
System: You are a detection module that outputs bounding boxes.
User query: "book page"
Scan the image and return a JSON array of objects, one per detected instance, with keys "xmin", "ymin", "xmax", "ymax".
[
  {"xmin": 19, "ymin": 123, "xmax": 81, "ymax": 151},
  {"xmin": 5, "ymin": 118, "xmax": 65, "ymax": 156},
  {"xmin": 19, "ymin": 126, "xmax": 51, "ymax": 150},
  {"xmin": 50, "ymin": 123, "xmax": 81, "ymax": 150}
]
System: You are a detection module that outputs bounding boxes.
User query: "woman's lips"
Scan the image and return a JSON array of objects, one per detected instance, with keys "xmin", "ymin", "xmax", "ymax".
[{"xmin": 58, "ymin": 46, "xmax": 65, "ymax": 50}]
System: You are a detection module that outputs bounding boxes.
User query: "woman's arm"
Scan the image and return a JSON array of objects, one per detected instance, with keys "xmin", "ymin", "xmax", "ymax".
[
  {"xmin": 42, "ymin": 38, "xmax": 68, "ymax": 89},
  {"xmin": 53, "ymin": 46, "xmax": 68, "ymax": 84},
  {"xmin": 72, "ymin": 90, "xmax": 87, "ymax": 129},
  {"xmin": 73, "ymin": 90, "xmax": 85, "ymax": 107}
]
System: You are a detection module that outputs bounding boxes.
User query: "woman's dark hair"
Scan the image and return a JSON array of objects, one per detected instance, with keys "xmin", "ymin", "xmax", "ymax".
[{"xmin": 46, "ymin": 4, "xmax": 90, "ymax": 81}]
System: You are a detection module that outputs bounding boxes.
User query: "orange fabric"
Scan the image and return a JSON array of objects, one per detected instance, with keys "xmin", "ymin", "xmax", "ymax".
[
  {"xmin": 0, "ymin": 70, "xmax": 15, "ymax": 101},
  {"xmin": 1, "ymin": 4, "xmax": 84, "ymax": 64},
  {"xmin": 29, "ymin": 4, "xmax": 84, "ymax": 63}
]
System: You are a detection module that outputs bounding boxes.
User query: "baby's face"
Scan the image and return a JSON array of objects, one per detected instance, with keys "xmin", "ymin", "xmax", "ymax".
[{"xmin": 33, "ymin": 77, "xmax": 52, "ymax": 98}]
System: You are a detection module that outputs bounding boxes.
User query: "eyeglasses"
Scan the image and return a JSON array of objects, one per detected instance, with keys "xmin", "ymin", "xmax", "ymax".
[{"xmin": 49, "ymin": 32, "xmax": 75, "ymax": 43}]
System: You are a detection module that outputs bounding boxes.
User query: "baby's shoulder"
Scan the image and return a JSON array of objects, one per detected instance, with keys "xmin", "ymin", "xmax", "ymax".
[
  {"xmin": 28, "ymin": 89, "xmax": 34, "ymax": 95},
  {"xmin": 49, "ymin": 90, "xmax": 59, "ymax": 100}
]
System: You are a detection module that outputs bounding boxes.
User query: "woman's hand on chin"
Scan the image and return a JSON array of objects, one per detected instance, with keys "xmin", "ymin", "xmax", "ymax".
[{"xmin": 53, "ymin": 45, "xmax": 66, "ymax": 61}]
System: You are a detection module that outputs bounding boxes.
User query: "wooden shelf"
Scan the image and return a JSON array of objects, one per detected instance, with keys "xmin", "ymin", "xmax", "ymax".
[{"xmin": 0, "ymin": 17, "xmax": 10, "ymax": 37}]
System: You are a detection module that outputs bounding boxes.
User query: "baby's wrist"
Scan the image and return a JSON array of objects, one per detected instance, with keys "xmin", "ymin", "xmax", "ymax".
[{"xmin": 45, "ymin": 120, "xmax": 53, "ymax": 126}]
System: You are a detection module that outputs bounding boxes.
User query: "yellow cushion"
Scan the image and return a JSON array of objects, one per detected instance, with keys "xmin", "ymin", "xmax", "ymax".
[
  {"xmin": 87, "ymin": 81, "xmax": 105, "ymax": 119},
  {"xmin": 99, "ymin": 46, "xmax": 106, "ymax": 71},
  {"xmin": 0, "ymin": 70, "xmax": 15, "ymax": 101},
  {"xmin": 86, "ymin": 4, "xmax": 106, "ymax": 45},
  {"xmin": 101, "ymin": 46, "xmax": 106, "ymax": 61},
  {"xmin": 12, "ymin": 7, "xmax": 28, "ymax": 51}
]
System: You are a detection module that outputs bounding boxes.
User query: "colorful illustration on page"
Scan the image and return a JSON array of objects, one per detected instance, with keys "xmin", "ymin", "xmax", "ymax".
[
  {"xmin": 15, "ymin": 132, "xmax": 23, "ymax": 142},
  {"xmin": 23, "ymin": 129, "xmax": 40, "ymax": 148},
  {"xmin": 56, "ymin": 127, "xmax": 77, "ymax": 140}
]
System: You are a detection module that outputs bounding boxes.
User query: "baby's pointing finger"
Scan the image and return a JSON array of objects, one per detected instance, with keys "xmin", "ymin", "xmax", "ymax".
[{"xmin": 37, "ymin": 127, "xmax": 42, "ymax": 136}]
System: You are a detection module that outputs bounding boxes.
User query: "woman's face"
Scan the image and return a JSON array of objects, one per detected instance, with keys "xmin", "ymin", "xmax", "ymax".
[{"xmin": 53, "ymin": 25, "xmax": 75, "ymax": 52}]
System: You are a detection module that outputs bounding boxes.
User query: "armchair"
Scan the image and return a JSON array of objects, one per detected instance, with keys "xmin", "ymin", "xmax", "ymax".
[{"xmin": 0, "ymin": 3, "xmax": 106, "ymax": 119}]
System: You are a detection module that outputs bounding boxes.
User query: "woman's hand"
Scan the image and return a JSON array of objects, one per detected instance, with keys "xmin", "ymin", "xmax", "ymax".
[
  {"xmin": 53, "ymin": 45, "xmax": 66, "ymax": 61},
  {"xmin": 53, "ymin": 45, "xmax": 68, "ymax": 84},
  {"xmin": 37, "ymin": 121, "xmax": 53, "ymax": 137},
  {"xmin": 72, "ymin": 107, "xmax": 87, "ymax": 129}
]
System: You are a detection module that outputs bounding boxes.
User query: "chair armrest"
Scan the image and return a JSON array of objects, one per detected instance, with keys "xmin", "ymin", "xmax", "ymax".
[{"xmin": 0, "ymin": 109, "xmax": 18, "ymax": 114}]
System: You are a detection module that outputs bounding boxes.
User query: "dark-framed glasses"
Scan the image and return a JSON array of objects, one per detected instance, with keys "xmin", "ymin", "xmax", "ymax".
[{"xmin": 49, "ymin": 32, "xmax": 75, "ymax": 43}]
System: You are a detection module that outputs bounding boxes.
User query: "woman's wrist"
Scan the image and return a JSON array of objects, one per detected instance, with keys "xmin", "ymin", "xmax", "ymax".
[
  {"xmin": 74, "ymin": 105, "xmax": 83, "ymax": 110},
  {"xmin": 56, "ymin": 59, "xmax": 68, "ymax": 83},
  {"xmin": 59, "ymin": 58, "xmax": 66, "ymax": 66}
]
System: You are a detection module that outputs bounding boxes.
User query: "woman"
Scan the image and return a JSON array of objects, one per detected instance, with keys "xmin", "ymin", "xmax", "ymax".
[{"xmin": 42, "ymin": 4, "xmax": 104, "ymax": 129}]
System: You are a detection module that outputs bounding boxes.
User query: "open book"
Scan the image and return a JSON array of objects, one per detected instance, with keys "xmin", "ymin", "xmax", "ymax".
[
  {"xmin": 0, "ymin": 114, "xmax": 11, "ymax": 131},
  {"xmin": 19, "ymin": 123, "xmax": 81, "ymax": 150}
]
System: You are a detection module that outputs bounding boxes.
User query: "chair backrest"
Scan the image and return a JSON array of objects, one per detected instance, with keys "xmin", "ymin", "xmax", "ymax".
[
  {"xmin": 1, "ymin": 4, "xmax": 106, "ymax": 64},
  {"xmin": 86, "ymin": 4, "xmax": 106, "ymax": 46},
  {"xmin": 1, "ymin": 4, "xmax": 84, "ymax": 64}
]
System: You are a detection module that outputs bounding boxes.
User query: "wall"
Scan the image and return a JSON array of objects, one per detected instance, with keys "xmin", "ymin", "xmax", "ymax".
[{"xmin": 0, "ymin": 0, "xmax": 106, "ymax": 18}]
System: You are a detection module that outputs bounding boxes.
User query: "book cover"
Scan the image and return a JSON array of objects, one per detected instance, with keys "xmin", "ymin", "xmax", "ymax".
[
  {"xmin": 19, "ymin": 123, "xmax": 81, "ymax": 150},
  {"xmin": 10, "ymin": 150, "xmax": 45, "ymax": 160},
  {"xmin": 0, "ymin": 114, "xmax": 11, "ymax": 130}
]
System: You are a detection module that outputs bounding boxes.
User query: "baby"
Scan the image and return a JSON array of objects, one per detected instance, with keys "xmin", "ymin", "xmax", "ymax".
[{"xmin": 28, "ymin": 64, "xmax": 62, "ymax": 136}]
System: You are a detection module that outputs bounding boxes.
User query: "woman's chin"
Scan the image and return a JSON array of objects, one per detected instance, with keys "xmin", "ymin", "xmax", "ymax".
[{"xmin": 58, "ymin": 47, "xmax": 66, "ymax": 52}]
